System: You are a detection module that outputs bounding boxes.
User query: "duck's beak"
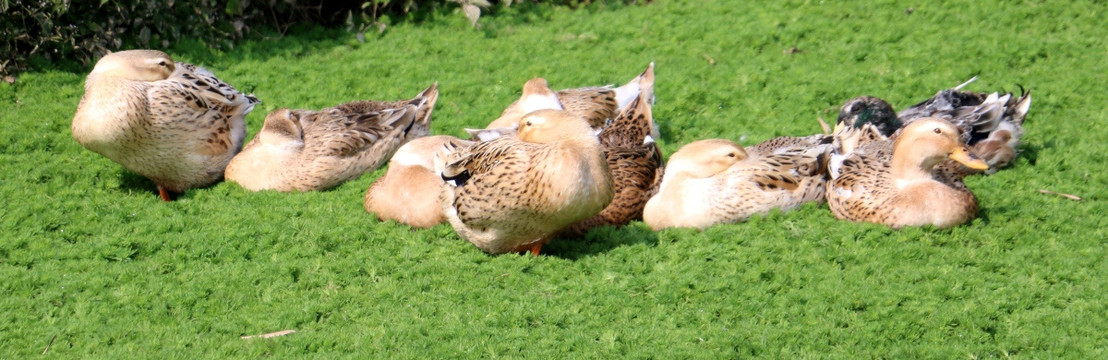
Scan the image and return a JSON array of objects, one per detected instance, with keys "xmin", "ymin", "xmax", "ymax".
[{"xmin": 949, "ymin": 146, "xmax": 989, "ymax": 170}]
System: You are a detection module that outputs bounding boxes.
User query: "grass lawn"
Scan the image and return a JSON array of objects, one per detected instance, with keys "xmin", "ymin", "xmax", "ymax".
[{"xmin": 3, "ymin": 0, "xmax": 1108, "ymax": 357}]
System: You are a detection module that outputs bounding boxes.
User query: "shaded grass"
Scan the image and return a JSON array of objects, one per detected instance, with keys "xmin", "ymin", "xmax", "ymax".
[{"xmin": 3, "ymin": 0, "xmax": 1108, "ymax": 357}]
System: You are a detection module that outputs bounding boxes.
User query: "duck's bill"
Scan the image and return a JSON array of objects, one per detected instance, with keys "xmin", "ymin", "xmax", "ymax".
[{"xmin": 949, "ymin": 147, "xmax": 989, "ymax": 170}]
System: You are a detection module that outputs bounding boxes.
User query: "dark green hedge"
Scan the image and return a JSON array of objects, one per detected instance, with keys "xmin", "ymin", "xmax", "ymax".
[{"xmin": 1, "ymin": 0, "xmax": 583, "ymax": 76}]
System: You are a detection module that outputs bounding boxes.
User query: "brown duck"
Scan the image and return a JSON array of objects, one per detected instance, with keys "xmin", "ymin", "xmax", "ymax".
[
  {"xmin": 225, "ymin": 84, "xmax": 438, "ymax": 192},
  {"xmin": 71, "ymin": 49, "xmax": 259, "ymax": 201},
  {"xmin": 826, "ymin": 118, "xmax": 989, "ymax": 228},
  {"xmin": 643, "ymin": 137, "xmax": 831, "ymax": 231},
  {"xmin": 440, "ymin": 109, "xmax": 613, "ymax": 255}
]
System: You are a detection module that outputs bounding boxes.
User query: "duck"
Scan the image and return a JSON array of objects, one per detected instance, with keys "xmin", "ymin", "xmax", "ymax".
[
  {"xmin": 826, "ymin": 118, "xmax": 989, "ymax": 229},
  {"xmin": 225, "ymin": 84, "xmax": 438, "ymax": 192},
  {"xmin": 364, "ymin": 135, "xmax": 472, "ymax": 228},
  {"xmin": 563, "ymin": 63, "xmax": 663, "ymax": 237},
  {"xmin": 643, "ymin": 137, "xmax": 831, "ymax": 231},
  {"xmin": 485, "ymin": 63, "xmax": 652, "ymax": 131},
  {"xmin": 439, "ymin": 109, "xmax": 614, "ymax": 255},
  {"xmin": 832, "ymin": 77, "xmax": 1032, "ymax": 174},
  {"xmin": 71, "ymin": 49, "xmax": 259, "ymax": 201}
]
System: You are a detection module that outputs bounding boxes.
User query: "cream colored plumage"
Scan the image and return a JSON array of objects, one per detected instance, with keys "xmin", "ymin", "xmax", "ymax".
[
  {"xmin": 225, "ymin": 84, "xmax": 438, "ymax": 192},
  {"xmin": 440, "ymin": 109, "xmax": 614, "ymax": 255},
  {"xmin": 365, "ymin": 135, "xmax": 472, "ymax": 228},
  {"xmin": 71, "ymin": 49, "xmax": 259, "ymax": 201},
  {"xmin": 643, "ymin": 138, "xmax": 830, "ymax": 231},
  {"xmin": 826, "ymin": 118, "xmax": 989, "ymax": 228}
]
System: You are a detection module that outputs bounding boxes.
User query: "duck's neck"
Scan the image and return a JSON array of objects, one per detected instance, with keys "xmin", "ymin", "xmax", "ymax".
[{"xmin": 890, "ymin": 140, "xmax": 943, "ymax": 182}]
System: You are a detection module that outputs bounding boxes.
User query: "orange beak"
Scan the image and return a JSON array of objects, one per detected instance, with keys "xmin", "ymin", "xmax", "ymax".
[{"xmin": 949, "ymin": 146, "xmax": 989, "ymax": 170}]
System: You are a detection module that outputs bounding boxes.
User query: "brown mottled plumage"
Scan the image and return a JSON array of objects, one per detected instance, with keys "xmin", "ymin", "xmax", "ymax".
[
  {"xmin": 564, "ymin": 63, "xmax": 663, "ymax": 237},
  {"xmin": 643, "ymin": 138, "xmax": 831, "ymax": 230},
  {"xmin": 440, "ymin": 109, "xmax": 614, "ymax": 255},
  {"xmin": 225, "ymin": 84, "xmax": 438, "ymax": 192},
  {"xmin": 71, "ymin": 49, "xmax": 259, "ymax": 201},
  {"xmin": 365, "ymin": 135, "xmax": 472, "ymax": 228},
  {"xmin": 826, "ymin": 118, "xmax": 989, "ymax": 229},
  {"xmin": 485, "ymin": 64, "xmax": 650, "ymax": 130}
]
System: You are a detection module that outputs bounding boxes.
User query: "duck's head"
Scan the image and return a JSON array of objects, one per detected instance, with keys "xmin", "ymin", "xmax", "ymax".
[
  {"xmin": 666, "ymin": 139, "xmax": 748, "ymax": 179},
  {"xmin": 895, "ymin": 117, "xmax": 988, "ymax": 171},
  {"xmin": 516, "ymin": 109, "xmax": 593, "ymax": 144},
  {"xmin": 257, "ymin": 108, "xmax": 305, "ymax": 145},
  {"xmin": 837, "ymin": 96, "xmax": 900, "ymax": 137},
  {"xmin": 90, "ymin": 50, "xmax": 176, "ymax": 81}
]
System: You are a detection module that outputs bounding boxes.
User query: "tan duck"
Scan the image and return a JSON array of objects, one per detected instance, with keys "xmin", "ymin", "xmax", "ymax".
[
  {"xmin": 364, "ymin": 135, "xmax": 472, "ymax": 228},
  {"xmin": 225, "ymin": 84, "xmax": 438, "ymax": 192},
  {"xmin": 563, "ymin": 64, "xmax": 663, "ymax": 237},
  {"xmin": 826, "ymin": 118, "xmax": 989, "ymax": 229},
  {"xmin": 71, "ymin": 49, "xmax": 259, "ymax": 201},
  {"xmin": 440, "ymin": 109, "xmax": 614, "ymax": 255},
  {"xmin": 643, "ymin": 137, "xmax": 831, "ymax": 231},
  {"xmin": 485, "ymin": 64, "xmax": 652, "ymax": 130}
]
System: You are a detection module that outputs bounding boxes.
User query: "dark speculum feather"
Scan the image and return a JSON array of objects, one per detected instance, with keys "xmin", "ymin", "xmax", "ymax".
[{"xmin": 442, "ymin": 170, "xmax": 471, "ymax": 186}]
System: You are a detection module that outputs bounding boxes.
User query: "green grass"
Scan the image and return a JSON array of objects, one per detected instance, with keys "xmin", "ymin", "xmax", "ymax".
[{"xmin": 3, "ymin": 0, "xmax": 1108, "ymax": 357}]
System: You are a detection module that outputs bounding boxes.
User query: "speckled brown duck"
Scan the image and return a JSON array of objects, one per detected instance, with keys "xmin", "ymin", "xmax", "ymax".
[
  {"xmin": 826, "ymin": 118, "xmax": 989, "ymax": 228},
  {"xmin": 225, "ymin": 84, "xmax": 438, "ymax": 192},
  {"xmin": 563, "ymin": 62, "xmax": 663, "ymax": 237},
  {"xmin": 439, "ymin": 109, "xmax": 614, "ymax": 255},
  {"xmin": 71, "ymin": 49, "xmax": 259, "ymax": 201}
]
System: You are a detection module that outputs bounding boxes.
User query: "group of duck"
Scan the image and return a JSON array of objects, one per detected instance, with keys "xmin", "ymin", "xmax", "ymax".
[{"xmin": 71, "ymin": 50, "xmax": 1032, "ymax": 255}]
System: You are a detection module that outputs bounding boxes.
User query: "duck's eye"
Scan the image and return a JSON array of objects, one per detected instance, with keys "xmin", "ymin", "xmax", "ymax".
[{"xmin": 933, "ymin": 128, "xmax": 942, "ymax": 134}]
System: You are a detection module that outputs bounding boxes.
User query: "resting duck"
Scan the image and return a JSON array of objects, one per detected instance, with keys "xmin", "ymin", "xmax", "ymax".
[
  {"xmin": 826, "ymin": 118, "xmax": 989, "ymax": 228},
  {"xmin": 225, "ymin": 84, "xmax": 438, "ymax": 192},
  {"xmin": 71, "ymin": 49, "xmax": 259, "ymax": 201},
  {"xmin": 485, "ymin": 64, "xmax": 651, "ymax": 131},
  {"xmin": 563, "ymin": 63, "xmax": 663, "ymax": 237},
  {"xmin": 833, "ymin": 77, "xmax": 1032, "ymax": 174},
  {"xmin": 440, "ymin": 109, "xmax": 613, "ymax": 255},
  {"xmin": 643, "ymin": 137, "xmax": 830, "ymax": 231},
  {"xmin": 364, "ymin": 135, "xmax": 471, "ymax": 228}
]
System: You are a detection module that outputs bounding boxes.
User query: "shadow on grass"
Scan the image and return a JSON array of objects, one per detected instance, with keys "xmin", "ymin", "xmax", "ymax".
[
  {"xmin": 545, "ymin": 223, "xmax": 658, "ymax": 259},
  {"xmin": 118, "ymin": 171, "xmax": 224, "ymax": 201}
]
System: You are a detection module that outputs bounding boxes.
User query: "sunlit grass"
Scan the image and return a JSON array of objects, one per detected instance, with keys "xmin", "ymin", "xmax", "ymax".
[{"xmin": 2, "ymin": 0, "xmax": 1107, "ymax": 357}]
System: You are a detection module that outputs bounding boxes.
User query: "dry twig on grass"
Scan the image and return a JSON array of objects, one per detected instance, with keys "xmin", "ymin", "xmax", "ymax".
[
  {"xmin": 1039, "ymin": 189, "xmax": 1082, "ymax": 201},
  {"xmin": 241, "ymin": 329, "xmax": 297, "ymax": 340}
]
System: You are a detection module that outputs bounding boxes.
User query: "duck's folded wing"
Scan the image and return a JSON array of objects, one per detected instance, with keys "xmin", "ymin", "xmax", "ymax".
[
  {"xmin": 171, "ymin": 63, "xmax": 259, "ymax": 110},
  {"xmin": 146, "ymin": 81, "xmax": 238, "ymax": 156},
  {"xmin": 443, "ymin": 138, "xmax": 542, "ymax": 226},
  {"xmin": 303, "ymin": 105, "xmax": 419, "ymax": 158}
]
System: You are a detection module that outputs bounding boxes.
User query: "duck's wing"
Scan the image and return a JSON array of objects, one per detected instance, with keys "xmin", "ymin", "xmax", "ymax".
[
  {"xmin": 299, "ymin": 104, "xmax": 419, "ymax": 159},
  {"xmin": 441, "ymin": 137, "xmax": 545, "ymax": 228},
  {"xmin": 557, "ymin": 86, "xmax": 619, "ymax": 129},
  {"xmin": 148, "ymin": 72, "xmax": 254, "ymax": 156},
  {"xmin": 826, "ymin": 140, "xmax": 895, "ymax": 221},
  {"xmin": 599, "ymin": 76, "xmax": 655, "ymax": 149},
  {"xmin": 172, "ymin": 62, "xmax": 260, "ymax": 110}
]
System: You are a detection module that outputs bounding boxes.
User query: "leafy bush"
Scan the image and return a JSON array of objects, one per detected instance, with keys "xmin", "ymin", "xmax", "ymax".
[{"xmin": 0, "ymin": 0, "xmax": 621, "ymax": 77}]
